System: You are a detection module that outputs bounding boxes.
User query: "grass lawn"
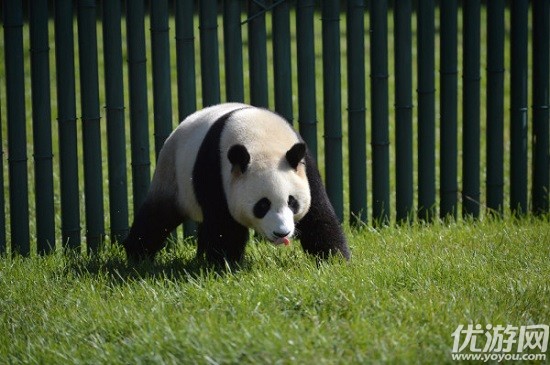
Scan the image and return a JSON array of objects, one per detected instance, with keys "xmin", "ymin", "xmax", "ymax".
[{"xmin": 1, "ymin": 217, "xmax": 549, "ymax": 364}]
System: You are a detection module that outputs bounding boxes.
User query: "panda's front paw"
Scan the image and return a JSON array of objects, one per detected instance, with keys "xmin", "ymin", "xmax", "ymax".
[
  {"xmin": 124, "ymin": 238, "xmax": 156, "ymax": 263},
  {"xmin": 203, "ymin": 247, "xmax": 245, "ymax": 267}
]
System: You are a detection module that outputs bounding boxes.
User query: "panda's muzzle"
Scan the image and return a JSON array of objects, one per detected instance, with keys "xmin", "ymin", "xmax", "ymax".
[
  {"xmin": 273, "ymin": 230, "xmax": 291, "ymax": 238},
  {"xmin": 271, "ymin": 231, "xmax": 291, "ymax": 246}
]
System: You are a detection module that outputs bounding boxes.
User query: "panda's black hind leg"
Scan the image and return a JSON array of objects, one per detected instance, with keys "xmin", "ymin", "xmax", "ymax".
[
  {"xmin": 296, "ymin": 150, "xmax": 351, "ymax": 260},
  {"xmin": 123, "ymin": 196, "xmax": 183, "ymax": 261}
]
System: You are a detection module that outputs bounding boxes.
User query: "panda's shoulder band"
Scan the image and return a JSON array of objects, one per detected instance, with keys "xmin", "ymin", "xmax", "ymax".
[{"xmin": 213, "ymin": 105, "xmax": 254, "ymax": 126}]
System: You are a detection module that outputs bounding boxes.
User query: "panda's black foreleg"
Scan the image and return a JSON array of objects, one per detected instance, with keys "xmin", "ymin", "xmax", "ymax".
[
  {"xmin": 197, "ymin": 214, "xmax": 249, "ymax": 265},
  {"xmin": 123, "ymin": 196, "xmax": 183, "ymax": 261},
  {"xmin": 296, "ymin": 151, "xmax": 351, "ymax": 260}
]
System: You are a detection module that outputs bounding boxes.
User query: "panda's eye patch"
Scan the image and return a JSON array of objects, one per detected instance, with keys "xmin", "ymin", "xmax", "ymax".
[
  {"xmin": 253, "ymin": 198, "xmax": 271, "ymax": 218},
  {"xmin": 288, "ymin": 195, "xmax": 299, "ymax": 214}
]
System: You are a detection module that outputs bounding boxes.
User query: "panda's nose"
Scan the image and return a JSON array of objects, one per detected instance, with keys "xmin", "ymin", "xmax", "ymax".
[{"xmin": 273, "ymin": 230, "xmax": 290, "ymax": 238}]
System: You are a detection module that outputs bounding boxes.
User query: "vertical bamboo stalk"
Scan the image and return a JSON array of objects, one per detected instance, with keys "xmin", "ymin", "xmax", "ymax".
[
  {"xmin": 440, "ymin": 0, "xmax": 458, "ymax": 220},
  {"xmin": 151, "ymin": 0, "xmax": 177, "ymax": 244},
  {"xmin": 3, "ymin": 0, "xmax": 30, "ymax": 255},
  {"xmin": 199, "ymin": 0, "xmax": 221, "ymax": 106},
  {"xmin": 54, "ymin": 0, "xmax": 81, "ymax": 251},
  {"xmin": 176, "ymin": 0, "xmax": 198, "ymax": 237},
  {"xmin": 347, "ymin": 0, "xmax": 367, "ymax": 225},
  {"xmin": 30, "ymin": 0, "xmax": 55, "ymax": 253},
  {"xmin": 296, "ymin": 0, "xmax": 318, "ymax": 161},
  {"xmin": 273, "ymin": 0, "xmax": 293, "ymax": 122},
  {"xmin": 532, "ymin": 0, "xmax": 550, "ymax": 215},
  {"xmin": 77, "ymin": 0, "xmax": 104, "ymax": 253},
  {"xmin": 370, "ymin": 0, "xmax": 390, "ymax": 225},
  {"xmin": 394, "ymin": 0, "xmax": 413, "ymax": 223},
  {"xmin": 510, "ymin": 0, "xmax": 529, "ymax": 215},
  {"xmin": 417, "ymin": 0, "xmax": 436, "ymax": 221},
  {"xmin": 462, "ymin": 0, "xmax": 481, "ymax": 218},
  {"xmin": 248, "ymin": 0, "xmax": 269, "ymax": 108},
  {"xmin": 127, "ymin": 0, "xmax": 151, "ymax": 213},
  {"xmin": 486, "ymin": 0, "xmax": 505, "ymax": 215},
  {"xmin": 223, "ymin": 0, "xmax": 245, "ymax": 102},
  {"xmin": 321, "ymin": 0, "xmax": 343, "ymax": 222},
  {"xmin": 0, "ymin": 101, "xmax": 4, "ymax": 254},
  {"xmin": 151, "ymin": 0, "xmax": 173, "ymax": 156},
  {"xmin": 103, "ymin": 0, "xmax": 129, "ymax": 243},
  {"xmin": 176, "ymin": 0, "xmax": 197, "ymax": 119}
]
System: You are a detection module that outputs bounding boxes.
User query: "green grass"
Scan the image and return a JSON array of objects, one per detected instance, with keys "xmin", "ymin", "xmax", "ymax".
[{"xmin": 1, "ymin": 217, "xmax": 549, "ymax": 364}]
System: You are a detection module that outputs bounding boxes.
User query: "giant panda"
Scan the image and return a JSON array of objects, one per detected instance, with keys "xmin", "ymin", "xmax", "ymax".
[{"xmin": 123, "ymin": 103, "xmax": 350, "ymax": 264}]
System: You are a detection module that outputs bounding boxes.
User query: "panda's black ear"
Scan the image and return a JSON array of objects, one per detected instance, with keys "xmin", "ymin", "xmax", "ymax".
[
  {"xmin": 228, "ymin": 144, "xmax": 250, "ymax": 174},
  {"xmin": 286, "ymin": 142, "xmax": 306, "ymax": 170}
]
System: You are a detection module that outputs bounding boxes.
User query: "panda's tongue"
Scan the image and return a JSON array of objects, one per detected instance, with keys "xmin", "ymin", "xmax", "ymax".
[{"xmin": 276, "ymin": 237, "xmax": 291, "ymax": 246}]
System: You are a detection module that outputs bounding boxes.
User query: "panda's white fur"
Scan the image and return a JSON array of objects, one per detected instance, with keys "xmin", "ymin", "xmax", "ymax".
[
  {"xmin": 123, "ymin": 103, "xmax": 350, "ymax": 264},
  {"xmin": 219, "ymin": 106, "xmax": 310, "ymax": 242},
  {"xmin": 151, "ymin": 103, "xmax": 244, "ymax": 222},
  {"xmin": 151, "ymin": 103, "xmax": 310, "ymax": 243}
]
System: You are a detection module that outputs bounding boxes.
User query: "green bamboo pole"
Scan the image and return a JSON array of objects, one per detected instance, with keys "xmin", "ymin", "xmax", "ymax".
[
  {"xmin": 486, "ymin": 0, "xmax": 505, "ymax": 215},
  {"xmin": 462, "ymin": 0, "xmax": 481, "ymax": 218},
  {"xmin": 347, "ymin": 0, "xmax": 367, "ymax": 225},
  {"xmin": 176, "ymin": 0, "xmax": 197, "ymax": 117},
  {"xmin": 439, "ymin": 0, "xmax": 458, "ymax": 220},
  {"xmin": 127, "ymin": 0, "xmax": 151, "ymax": 213},
  {"xmin": 296, "ymin": 0, "xmax": 318, "ymax": 162},
  {"xmin": 510, "ymin": 0, "xmax": 529, "ymax": 215},
  {"xmin": 176, "ymin": 0, "xmax": 198, "ymax": 237},
  {"xmin": 199, "ymin": 0, "xmax": 221, "ymax": 106},
  {"xmin": 151, "ymin": 0, "xmax": 177, "ymax": 244},
  {"xmin": 77, "ymin": 0, "xmax": 104, "ymax": 253},
  {"xmin": 0, "ymin": 101, "xmax": 4, "ymax": 254},
  {"xmin": 273, "ymin": 0, "xmax": 293, "ymax": 123},
  {"xmin": 103, "ymin": 0, "xmax": 129, "ymax": 243},
  {"xmin": 3, "ymin": 0, "xmax": 30, "ymax": 255},
  {"xmin": 321, "ymin": 0, "xmax": 343, "ymax": 222},
  {"xmin": 370, "ymin": 0, "xmax": 390, "ymax": 225},
  {"xmin": 532, "ymin": 0, "xmax": 550, "ymax": 214},
  {"xmin": 54, "ymin": 0, "xmax": 81, "ymax": 251},
  {"xmin": 394, "ymin": 0, "xmax": 413, "ymax": 224},
  {"xmin": 223, "ymin": 0, "xmax": 244, "ymax": 102},
  {"xmin": 417, "ymin": 0, "xmax": 436, "ymax": 221},
  {"xmin": 151, "ymin": 0, "xmax": 173, "ymax": 156},
  {"xmin": 30, "ymin": 0, "xmax": 55, "ymax": 253},
  {"xmin": 248, "ymin": 0, "xmax": 269, "ymax": 108}
]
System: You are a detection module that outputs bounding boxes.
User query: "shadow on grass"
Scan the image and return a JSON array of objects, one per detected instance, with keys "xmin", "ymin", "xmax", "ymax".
[{"xmin": 61, "ymin": 242, "xmax": 254, "ymax": 286}]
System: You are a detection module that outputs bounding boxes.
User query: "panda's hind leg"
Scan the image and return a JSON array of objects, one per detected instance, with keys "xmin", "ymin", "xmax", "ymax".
[{"xmin": 123, "ymin": 195, "xmax": 183, "ymax": 261}]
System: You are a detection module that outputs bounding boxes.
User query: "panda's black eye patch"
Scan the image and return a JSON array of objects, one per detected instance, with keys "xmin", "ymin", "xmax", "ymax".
[
  {"xmin": 253, "ymin": 198, "xmax": 271, "ymax": 218},
  {"xmin": 288, "ymin": 195, "xmax": 299, "ymax": 214}
]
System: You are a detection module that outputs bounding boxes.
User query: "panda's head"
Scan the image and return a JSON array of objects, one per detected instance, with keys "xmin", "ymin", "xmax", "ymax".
[{"xmin": 225, "ymin": 142, "xmax": 311, "ymax": 245}]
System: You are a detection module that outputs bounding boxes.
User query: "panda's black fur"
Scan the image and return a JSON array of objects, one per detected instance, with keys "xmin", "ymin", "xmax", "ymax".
[
  {"xmin": 123, "ymin": 104, "xmax": 350, "ymax": 264},
  {"xmin": 192, "ymin": 108, "xmax": 251, "ymax": 262}
]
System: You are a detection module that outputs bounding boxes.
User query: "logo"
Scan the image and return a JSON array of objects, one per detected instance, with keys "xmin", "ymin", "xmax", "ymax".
[{"xmin": 451, "ymin": 324, "xmax": 548, "ymax": 362}]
